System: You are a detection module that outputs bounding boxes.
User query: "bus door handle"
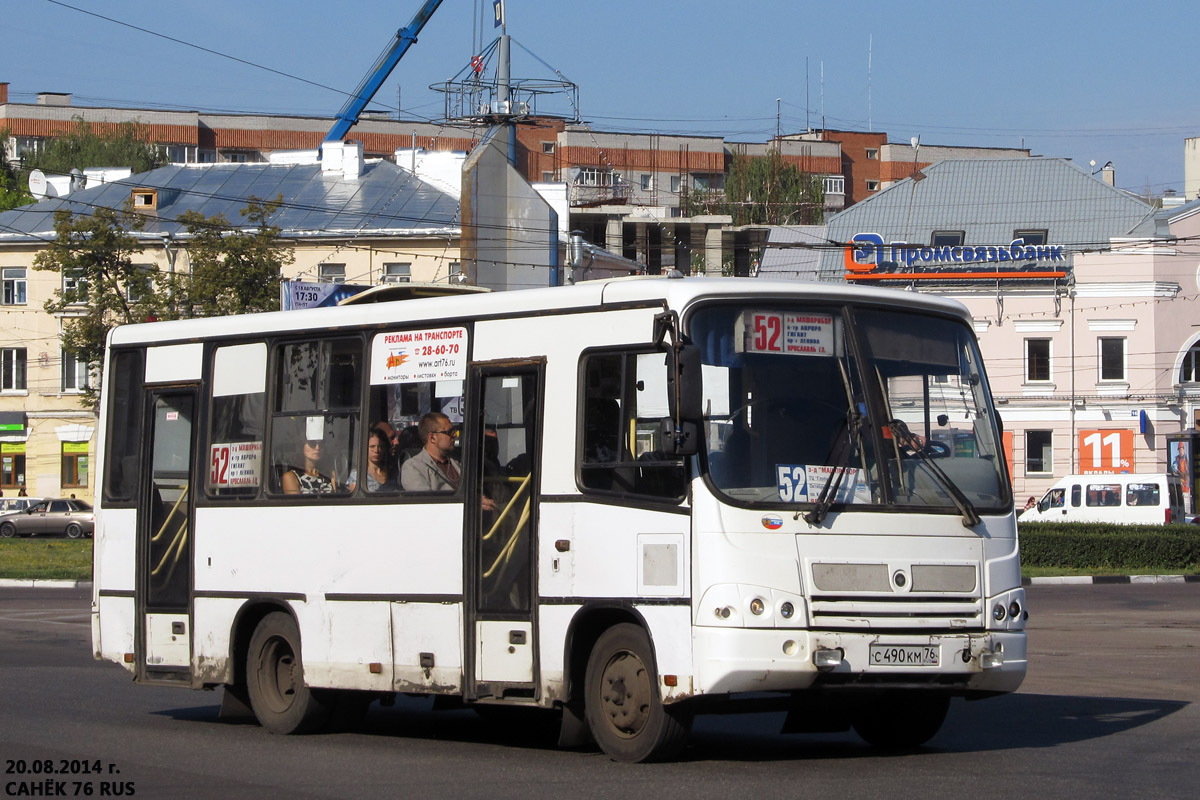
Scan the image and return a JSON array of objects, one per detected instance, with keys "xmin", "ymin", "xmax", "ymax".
[{"xmin": 509, "ymin": 630, "xmax": 526, "ymax": 645}]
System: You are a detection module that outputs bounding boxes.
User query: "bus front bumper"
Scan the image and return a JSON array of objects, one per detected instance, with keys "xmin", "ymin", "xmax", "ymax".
[{"xmin": 691, "ymin": 627, "xmax": 1026, "ymax": 697}]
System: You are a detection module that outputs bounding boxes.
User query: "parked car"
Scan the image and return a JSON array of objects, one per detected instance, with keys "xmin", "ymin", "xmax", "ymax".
[
  {"xmin": 0, "ymin": 497, "xmax": 45, "ymax": 514},
  {"xmin": 0, "ymin": 498, "xmax": 94, "ymax": 538}
]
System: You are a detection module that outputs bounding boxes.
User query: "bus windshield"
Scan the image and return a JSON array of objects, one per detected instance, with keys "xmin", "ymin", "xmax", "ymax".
[{"xmin": 692, "ymin": 303, "xmax": 1008, "ymax": 514}]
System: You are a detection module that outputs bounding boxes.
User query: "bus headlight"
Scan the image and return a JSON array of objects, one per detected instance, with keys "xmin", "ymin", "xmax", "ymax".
[
  {"xmin": 779, "ymin": 601, "xmax": 795, "ymax": 619},
  {"xmin": 749, "ymin": 598, "xmax": 765, "ymax": 616},
  {"xmin": 992, "ymin": 603, "xmax": 1006, "ymax": 621}
]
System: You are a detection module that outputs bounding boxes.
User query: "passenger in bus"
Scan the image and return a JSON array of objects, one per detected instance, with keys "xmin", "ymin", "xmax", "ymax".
[
  {"xmin": 281, "ymin": 438, "xmax": 335, "ymax": 495},
  {"xmin": 401, "ymin": 412, "xmax": 496, "ymax": 510},
  {"xmin": 401, "ymin": 412, "xmax": 462, "ymax": 492},
  {"xmin": 347, "ymin": 428, "xmax": 399, "ymax": 493}
]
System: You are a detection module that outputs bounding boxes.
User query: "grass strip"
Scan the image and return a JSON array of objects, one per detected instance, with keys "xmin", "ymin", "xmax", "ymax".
[{"xmin": 0, "ymin": 539, "xmax": 92, "ymax": 581}]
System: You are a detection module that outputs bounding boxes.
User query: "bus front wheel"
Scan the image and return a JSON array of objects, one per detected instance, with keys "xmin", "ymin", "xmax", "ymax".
[
  {"xmin": 245, "ymin": 612, "xmax": 332, "ymax": 734},
  {"xmin": 852, "ymin": 692, "xmax": 950, "ymax": 749},
  {"xmin": 584, "ymin": 623, "xmax": 692, "ymax": 762}
]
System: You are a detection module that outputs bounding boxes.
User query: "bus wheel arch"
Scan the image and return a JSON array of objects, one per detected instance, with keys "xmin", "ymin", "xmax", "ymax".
[{"xmin": 574, "ymin": 616, "xmax": 692, "ymax": 762}]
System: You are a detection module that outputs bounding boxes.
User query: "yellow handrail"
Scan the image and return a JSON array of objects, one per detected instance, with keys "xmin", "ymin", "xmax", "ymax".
[
  {"xmin": 150, "ymin": 484, "xmax": 189, "ymax": 546},
  {"xmin": 482, "ymin": 498, "xmax": 531, "ymax": 580},
  {"xmin": 481, "ymin": 473, "xmax": 531, "ymax": 542}
]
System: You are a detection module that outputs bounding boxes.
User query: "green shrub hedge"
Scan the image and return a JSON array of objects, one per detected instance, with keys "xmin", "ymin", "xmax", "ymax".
[{"xmin": 1019, "ymin": 522, "xmax": 1200, "ymax": 571}]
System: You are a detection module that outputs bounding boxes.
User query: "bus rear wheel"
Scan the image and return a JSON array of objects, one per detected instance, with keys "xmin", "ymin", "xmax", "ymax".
[
  {"xmin": 584, "ymin": 623, "xmax": 692, "ymax": 762},
  {"xmin": 246, "ymin": 612, "xmax": 332, "ymax": 734},
  {"xmin": 852, "ymin": 692, "xmax": 950, "ymax": 749}
]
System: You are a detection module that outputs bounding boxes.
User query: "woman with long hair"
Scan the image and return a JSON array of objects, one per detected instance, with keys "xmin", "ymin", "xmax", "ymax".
[{"xmin": 349, "ymin": 427, "xmax": 398, "ymax": 493}]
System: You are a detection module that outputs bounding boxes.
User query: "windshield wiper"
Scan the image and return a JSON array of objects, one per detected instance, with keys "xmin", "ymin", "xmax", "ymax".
[
  {"xmin": 888, "ymin": 418, "xmax": 981, "ymax": 527},
  {"xmin": 801, "ymin": 408, "xmax": 863, "ymax": 526}
]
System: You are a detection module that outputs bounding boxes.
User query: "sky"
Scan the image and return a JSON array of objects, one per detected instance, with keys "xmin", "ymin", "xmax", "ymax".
[{"xmin": 7, "ymin": 0, "xmax": 1199, "ymax": 196}]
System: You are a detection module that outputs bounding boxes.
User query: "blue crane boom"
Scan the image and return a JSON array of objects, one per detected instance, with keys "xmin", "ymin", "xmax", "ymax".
[{"xmin": 323, "ymin": 0, "xmax": 444, "ymax": 143}]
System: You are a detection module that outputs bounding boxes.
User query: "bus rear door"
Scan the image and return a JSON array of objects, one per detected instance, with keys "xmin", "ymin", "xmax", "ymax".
[{"xmin": 137, "ymin": 390, "xmax": 197, "ymax": 683}]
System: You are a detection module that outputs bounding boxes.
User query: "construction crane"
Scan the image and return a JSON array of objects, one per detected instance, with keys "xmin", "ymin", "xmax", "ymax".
[{"xmin": 323, "ymin": 0, "xmax": 444, "ymax": 144}]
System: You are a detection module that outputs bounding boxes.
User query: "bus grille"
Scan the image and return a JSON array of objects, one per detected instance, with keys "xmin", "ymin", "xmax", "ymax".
[
  {"xmin": 808, "ymin": 595, "xmax": 983, "ymax": 630},
  {"xmin": 808, "ymin": 562, "xmax": 982, "ymax": 630}
]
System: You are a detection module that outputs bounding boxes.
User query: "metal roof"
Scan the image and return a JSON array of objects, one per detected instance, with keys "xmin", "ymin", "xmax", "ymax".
[
  {"xmin": 758, "ymin": 225, "xmax": 828, "ymax": 281},
  {"xmin": 0, "ymin": 160, "xmax": 461, "ymax": 243},
  {"xmin": 816, "ymin": 158, "xmax": 1158, "ymax": 280}
]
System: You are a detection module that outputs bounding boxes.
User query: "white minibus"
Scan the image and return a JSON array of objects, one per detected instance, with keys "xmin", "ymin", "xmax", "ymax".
[
  {"xmin": 1019, "ymin": 473, "xmax": 1184, "ymax": 525},
  {"xmin": 91, "ymin": 276, "xmax": 1025, "ymax": 761}
]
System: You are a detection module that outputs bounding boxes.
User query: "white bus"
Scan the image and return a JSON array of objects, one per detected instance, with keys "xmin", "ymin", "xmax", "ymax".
[{"xmin": 91, "ymin": 276, "xmax": 1026, "ymax": 762}]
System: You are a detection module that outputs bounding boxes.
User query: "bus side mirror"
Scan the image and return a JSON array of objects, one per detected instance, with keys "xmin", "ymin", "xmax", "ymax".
[
  {"xmin": 662, "ymin": 344, "xmax": 702, "ymax": 456},
  {"xmin": 666, "ymin": 345, "xmax": 702, "ymax": 420}
]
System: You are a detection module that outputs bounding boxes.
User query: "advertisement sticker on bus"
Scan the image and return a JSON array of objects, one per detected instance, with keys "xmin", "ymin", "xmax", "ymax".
[
  {"xmin": 737, "ymin": 311, "xmax": 837, "ymax": 357},
  {"xmin": 370, "ymin": 327, "xmax": 469, "ymax": 385},
  {"xmin": 209, "ymin": 441, "xmax": 263, "ymax": 487}
]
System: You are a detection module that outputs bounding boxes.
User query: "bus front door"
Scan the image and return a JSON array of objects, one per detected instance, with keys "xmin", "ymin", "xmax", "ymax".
[
  {"xmin": 137, "ymin": 391, "xmax": 197, "ymax": 683},
  {"xmin": 467, "ymin": 365, "xmax": 542, "ymax": 700}
]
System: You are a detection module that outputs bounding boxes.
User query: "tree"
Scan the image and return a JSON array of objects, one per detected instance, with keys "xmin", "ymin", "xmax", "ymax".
[
  {"xmin": 0, "ymin": 134, "xmax": 32, "ymax": 210},
  {"xmin": 684, "ymin": 149, "xmax": 825, "ymax": 227},
  {"xmin": 24, "ymin": 118, "xmax": 168, "ymax": 178},
  {"xmin": 34, "ymin": 195, "xmax": 292, "ymax": 407},
  {"xmin": 34, "ymin": 205, "xmax": 174, "ymax": 405},
  {"xmin": 175, "ymin": 195, "xmax": 292, "ymax": 317}
]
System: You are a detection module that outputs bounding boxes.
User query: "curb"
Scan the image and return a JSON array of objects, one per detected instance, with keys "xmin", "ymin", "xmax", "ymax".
[
  {"xmin": 1024, "ymin": 574, "xmax": 1200, "ymax": 586},
  {"xmin": 0, "ymin": 579, "xmax": 92, "ymax": 589}
]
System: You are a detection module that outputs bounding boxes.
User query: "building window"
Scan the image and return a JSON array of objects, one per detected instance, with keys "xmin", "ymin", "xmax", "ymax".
[
  {"xmin": 1, "ymin": 447, "xmax": 26, "ymax": 489},
  {"xmin": 640, "ymin": 174, "xmax": 653, "ymax": 191},
  {"xmin": 542, "ymin": 171, "xmax": 555, "ymax": 182},
  {"xmin": 866, "ymin": 180, "xmax": 880, "ymax": 192},
  {"xmin": 692, "ymin": 174, "xmax": 718, "ymax": 191},
  {"xmin": 2, "ymin": 268, "xmax": 27, "ymax": 305},
  {"xmin": 382, "ymin": 262, "xmax": 411, "ymax": 284},
  {"xmin": 126, "ymin": 264, "xmax": 154, "ymax": 303},
  {"xmin": 823, "ymin": 176, "xmax": 845, "ymax": 195},
  {"xmin": 866, "ymin": 148, "xmax": 879, "ymax": 160},
  {"xmin": 319, "ymin": 263, "xmax": 346, "ymax": 284},
  {"xmin": 61, "ymin": 350, "xmax": 91, "ymax": 393},
  {"xmin": 1026, "ymin": 338, "xmax": 1051, "ymax": 382},
  {"xmin": 1181, "ymin": 342, "xmax": 1200, "ymax": 383},
  {"xmin": 63, "ymin": 269, "xmax": 88, "ymax": 304},
  {"xmin": 1026, "ymin": 430, "xmax": 1052, "ymax": 474},
  {"xmin": 448, "ymin": 261, "xmax": 462, "ymax": 280},
  {"xmin": 542, "ymin": 141, "xmax": 555, "ymax": 154},
  {"xmin": 1099, "ymin": 337, "xmax": 1125, "ymax": 381},
  {"xmin": 1015, "ymin": 229, "xmax": 1047, "ymax": 245},
  {"xmin": 1, "ymin": 348, "xmax": 26, "ymax": 392},
  {"xmin": 62, "ymin": 443, "xmax": 89, "ymax": 488},
  {"xmin": 670, "ymin": 175, "xmax": 682, "ymax": 194},
  {"xmin": 931, "ymin": 230, "xmax": 965, "ymax": 246}
]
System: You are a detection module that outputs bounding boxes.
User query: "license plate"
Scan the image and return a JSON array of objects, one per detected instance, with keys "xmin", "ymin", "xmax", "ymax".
[{"xmin": 869, "ymin": 644, "xmax": 939, "ymax": 667}]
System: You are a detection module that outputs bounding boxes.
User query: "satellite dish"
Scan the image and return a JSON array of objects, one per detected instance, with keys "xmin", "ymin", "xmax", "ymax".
[{"xmin": 28, "ymin": 169, "xmax": 47, "ymax": 198}]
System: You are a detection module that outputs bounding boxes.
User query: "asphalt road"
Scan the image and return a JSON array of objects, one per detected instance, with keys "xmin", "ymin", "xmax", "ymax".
[{"xmin": 1, "ymin": 585, "xmax": 1197, "ymax": 799}]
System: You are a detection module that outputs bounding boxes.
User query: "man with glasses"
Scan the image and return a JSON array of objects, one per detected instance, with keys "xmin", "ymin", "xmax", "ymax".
[
  {"xmin": 401, "ymin": 412, "xmax": 497, "ymax": 512},
  {"xmin": 401, "ymin": 412, "xmax": 460, "ymax": 492}
]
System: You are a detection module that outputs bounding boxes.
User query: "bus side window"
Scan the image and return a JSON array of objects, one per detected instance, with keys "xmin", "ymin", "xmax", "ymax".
[
  {"xmin": 207, "ymin": 343, "xmax": 267, "ymax": 498},
  {"xmin": 104, "ymin": 349, "xmax": 145, "ymax": 505},
  {"xmin": 1070, "ymin": 484, "xmax": 1081, "ymax": 507},
  {"xmin": 578, "ymin": 350, "xmax": 686, "ymax": 501},
  {"xmin": 269, "ymin": 338, "xmax": 362, "ymax": 496}
]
